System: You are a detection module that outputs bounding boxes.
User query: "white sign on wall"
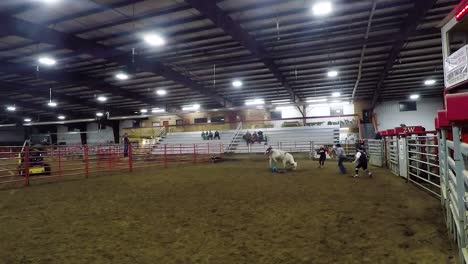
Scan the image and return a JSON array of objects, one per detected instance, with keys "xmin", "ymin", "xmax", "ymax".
[{"xmin": 445, "ymin": 44, "xmax": 468, "ymax": 88}]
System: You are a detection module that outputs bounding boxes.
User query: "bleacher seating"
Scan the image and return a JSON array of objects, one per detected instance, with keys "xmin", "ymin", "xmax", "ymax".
[
  {"xmin": 152, "ymin": 126, "xmax": 341, "ymax": 154},
  {"xmin": 233, "ymin": 126, "xmax": 340, "ymax": 153},
  {"xmin": 152, "ymin": 130, "xmax": 236, "ymax": 154}
]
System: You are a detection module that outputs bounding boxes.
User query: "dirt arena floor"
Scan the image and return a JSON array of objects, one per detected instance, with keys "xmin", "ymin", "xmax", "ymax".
[{"xmin": 0, "ymin": 154, "xmax": 457, "ymax": 264}]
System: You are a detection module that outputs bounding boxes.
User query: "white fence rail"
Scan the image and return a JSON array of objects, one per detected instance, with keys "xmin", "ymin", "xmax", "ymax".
[{"xmin": 406, "ymin": 134, "xmax": 440, "ymax": 197}]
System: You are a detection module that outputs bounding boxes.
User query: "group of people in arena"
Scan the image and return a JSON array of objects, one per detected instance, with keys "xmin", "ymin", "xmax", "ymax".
[
  {"xmin": 316, "ymin": 143, "xmax": 372, "ymax": 178},
  {"xmin": 243, "ymin": 130, "xmax": 267, "ymax": 145},
  {"xmin": 201, "ymin": 131, "xmax": 220, "ymax": 140}
]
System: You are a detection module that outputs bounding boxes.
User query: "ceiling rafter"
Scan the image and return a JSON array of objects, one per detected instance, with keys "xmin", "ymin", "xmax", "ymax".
[
  {"xmin": 184, "ymin": 0, "xmax": 301, "ymax": 104},
  {"xmin": 0, "ymin": 14, "xmax": 232, "ymax": 108},
  {"xmin": 371, "ymin": 0, "xmax": 439, "ymax": 108}
]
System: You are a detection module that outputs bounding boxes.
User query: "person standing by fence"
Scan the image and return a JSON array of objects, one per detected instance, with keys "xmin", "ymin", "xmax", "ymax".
[
  {"xmin": 318, "ymin": 146, "xmax": 327, "ymax": 168},
  {"xmin": 123, "ymin": 133, "xmax": 130, "ymax": 157},
  {"xmin": 335, "ymin": 144, "xmax": 346, "ymax": 174},
  {"xmin": 214, "ymin": 131, "xmax": 220, "ymax": 140}
]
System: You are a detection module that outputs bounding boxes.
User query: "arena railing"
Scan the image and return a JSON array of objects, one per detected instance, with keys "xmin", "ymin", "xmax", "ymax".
[
  {"xmin": 0, "ymin": 143, "xmax": 224, "ymax": 189},
  {"xmin": 406, "ymin": 132, "xmax": 440, "ymax": 197}
]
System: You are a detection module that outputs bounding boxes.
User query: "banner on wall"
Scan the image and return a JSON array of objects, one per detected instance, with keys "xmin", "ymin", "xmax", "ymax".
[{"xmin": 444, "ymin": 44, "xmax": 468, "ymax": 88}]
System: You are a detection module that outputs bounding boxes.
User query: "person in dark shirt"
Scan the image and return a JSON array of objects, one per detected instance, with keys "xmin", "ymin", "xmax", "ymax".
[
  {"xmin": 208, "ymin": 131, "xmax": 213, "ymax": 140},
  {"xmin": 252, "ymin": 131, "xmax": 258, "ymax": 143},
  {"xmin": 214, "ymin": 131, "xmax": 220, "ymax": 140},
  {"xmin": 257, "ymin": 131, "xmax": 264, "ymax": 142},
  {"xmin": 375, "ymin": 132, "xmax": 382, "ymax": 140},
  {"xmin": 201, "ymin": 131, "xmax": 206, "ymax": 140},
  {"xmin": 317, "ymin": 146, "xmax": 327, "ymax": 168},
  {"xmin": 123, "ymin": 133, "xmax": 130, "ymax": 157},
  {"xmin": 353, "ymin": 146, "xmax": 373, "ymax": 178},
  {"xmin": 243, "ymin": 131, "xmax": 252, "ymax": 145}
]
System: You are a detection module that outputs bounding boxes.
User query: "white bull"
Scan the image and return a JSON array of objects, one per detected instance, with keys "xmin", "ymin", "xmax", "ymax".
[{"xmin": 265, "ymin": 146, "xmax": 298, "ymax": 170}]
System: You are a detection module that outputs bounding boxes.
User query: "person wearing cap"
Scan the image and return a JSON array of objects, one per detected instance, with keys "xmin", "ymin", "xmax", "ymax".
[{"xmin": 353, "ymin": 146, "xmax": 373, "ymax": 178}]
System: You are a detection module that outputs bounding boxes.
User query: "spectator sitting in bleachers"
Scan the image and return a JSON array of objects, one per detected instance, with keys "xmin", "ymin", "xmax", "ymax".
[
  {"xmin": 243, "ymin": 131, "xmax": 252, "ymax": 145},
  {"xmin": 257, "ymin": 131, "xmax": 264, "ymax": 142},
  {"xmin": 201, "ymin": 131, "xmax": 206, "ymax": 140},
  {"xmin": 252, "ymin": 131, "xmax": 258, "ymax": 143},
  {"xmin": 214, "ymin": 131, "xmax": 220, "ymax": 140}
]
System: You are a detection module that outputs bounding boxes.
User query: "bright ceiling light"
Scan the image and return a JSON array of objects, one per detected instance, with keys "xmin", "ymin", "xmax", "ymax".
[
  {"xmin": 115, "ymin": 72, "xmax": 129, "ymax": 80},
  {"xmin": 271, "ymin": 99, "xmax": 291, "ymax": 105},
  {"xmin": 424, "ymin": 79, "xmax": 436, "ymax": 86},
  {"xmin": 143, "ymin": 33, "xmax": 165, "ymax": 46},
  {"xmin": 182, "ymin": 104, "xmax": 201, "ymax": 111},
  {"xmin": 332, "ymin": 92, "xmax": 341, "ymax": 97},
  {"xmin": 232, "ymin": 80, "xmax": 243, "ymax": 88},
  {"xmin": 307, "ymin": 98, "xmax": 328, "ymax": 103},
  {"xmin": 330, "ymin": 101, "xmax": 350, "ymax": 106},
  {"xmin": 24, "ymin": 118, "xmax": 32, "ymax": 122},
  {"xmin": 140, "ymin": 109, "xmax": 148, "ymax": 113},
  {"xmin": 245, "ymin": 99, "xmax": 265, "ymax": 106},
  {"xmin": 48, "ymin": 101, "xmax": 58, "ymax": 107},
  {"xmin": 312, "ymin": 2, "xmax": 333, "ymax": 16},
  {"xmin": 38, "ymin": 0, "xmax": 60, "ymax": 4},
  {"xmin": 152, "ymin": 108, "xmax": 165, "ymax": 113},
  {"xmin": 96, "ymin": 112, "xmax": 104, "ymax": 117},
  {"xmin": 58, "ymin": 115, "xmax": 66, "ymax": 120},
  {"xmin": 38, "ymin": 56, "xmax": 57, "ymax": 66},
  {"xmin": 327, "ymin": 70, "xmax": 338, "ymax": 77},
  {"xmin": 97, "ymin": 96, "xmax": 107, "ymax": 102},
  {"xmin": 410, "ymin": 94, "xmax": 420, "ymax": 100},
  {"xmin": 156, "ymin": 89, "xmax": 167, "ymax": 96},
  {"xmin": 6, "ymin": 106, "xmax": 16, "ymax": 112}
]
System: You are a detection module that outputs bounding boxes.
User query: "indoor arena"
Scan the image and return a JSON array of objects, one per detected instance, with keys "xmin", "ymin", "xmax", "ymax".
[{"xmin": 0, "ymin": 0, "xmax": 467, "ymax": 263}]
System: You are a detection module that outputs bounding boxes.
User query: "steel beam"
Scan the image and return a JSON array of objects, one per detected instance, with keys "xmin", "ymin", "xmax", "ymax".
[
  {"xmin": 184, "ymin": 0, "xmax": 301, "ymax": 103},
  {"xmin": 371, "ymin": 0, "xmax": 438, "ymax": 108},
  {"xmin": 0, "ymin": 15, "xmax": 231, "ymax": 107}
]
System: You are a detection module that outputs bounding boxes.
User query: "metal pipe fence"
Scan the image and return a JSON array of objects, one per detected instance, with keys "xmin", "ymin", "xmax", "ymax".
[{"xmin": 0, "ymin": 143, "xmax": 224, "ymax": 189}]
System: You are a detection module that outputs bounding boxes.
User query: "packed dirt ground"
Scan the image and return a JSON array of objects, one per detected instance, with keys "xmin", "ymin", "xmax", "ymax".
[{"xmin": 0, "ymin": 154, "xmax": 457, "ymax": 264}]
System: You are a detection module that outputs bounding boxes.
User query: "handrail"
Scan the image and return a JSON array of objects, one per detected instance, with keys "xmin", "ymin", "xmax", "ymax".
[{"xmin": 226, "ymin": 122, "xmax": 243, "ymax": 152}]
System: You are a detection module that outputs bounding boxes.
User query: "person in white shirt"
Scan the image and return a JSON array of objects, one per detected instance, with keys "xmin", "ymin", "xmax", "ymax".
[
  {"xmin": 335, "ymin": 144, "xmax": 347, "ymax": 174},
  {"xmin": 353, "ymin": 146, "xmax": 373, "ymax": 178}
]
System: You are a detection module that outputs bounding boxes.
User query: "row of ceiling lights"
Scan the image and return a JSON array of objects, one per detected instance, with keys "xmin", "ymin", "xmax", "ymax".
[{"xmin": 8, "ymin": 0, "xmax": 438, "ymax": 121}]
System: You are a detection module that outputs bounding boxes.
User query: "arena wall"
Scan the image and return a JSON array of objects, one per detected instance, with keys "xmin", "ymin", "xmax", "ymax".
[{"xmin": 374, "ymin": 98, "xmax": 443, "ymax": 130}]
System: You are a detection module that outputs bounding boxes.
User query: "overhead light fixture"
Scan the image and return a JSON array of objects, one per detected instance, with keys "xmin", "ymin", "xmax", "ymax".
[
  {"xmin": 140, "ymin": 109, "xmax": 148, "ymax": 113},
  {"xmin": 312, "ymin": 1, "xmax": 332, "ymax": 16},
  {"xmin": 143, "ymin": 33, "xmax": 165, "ymax": 46},
  {"xmin": 38, "ymin": 56, "xmax": 57, "ymax": 66},
  {"xmin": 48, "ymin": 88, "xmax": 57, "ymax": 107},
  {"xmin": 24, "ymin": 118, "xmax": 32, "ymax": 122},
  {"xmin": 97, "ymin": 96, "xmax": 107, "ymax": 102},
  {"xmin": 232, "ymin": 80, "xmax": 243, "ymax": 88},
  {"xmin": 245, "ymin": 99, "xmax": 265, "ymax": 106},
  {"xmin": 307, "ymin": 98, "xmax": 328, "ymax": 103},
  {"xmin": 332, "ymin": 92, "xmax": 341, "ymax": 97},
  {"xmin": 152, "ymin": 108, "xmax": 165, "ymax": 113},
  {"xmin": 327, "ymin": 70, "xmax": 338, "ymax": 77},
  {"xmin": 182, "ymin": 104, "xmax": 201, "ymax": 111},
  {"xmin": 6, "ymin": 106, "xmax": 16, "ymax": 112},
  {"xmin": 96, "ymin": 112, "xmax": 104, "ymax": 117},
  {"xmin": 271, "ymin": 99, "xmax": 291, "ymax": 105},
  {"xmin": 38, "ymin": 0, "xmax": 60, "ymax": 4},
  {"xmin": 115, "ymin": 72, "xmax": 129, "ymax": 80},
  {"xmin": 424, "ymin": 79, "xmax": 436, "ymax": 86},
  {"xmin": 156, "ymin": 89, "xmax": 167, "ymax": 96},
  {"xmin": 410, "ymin": 94, "xmax": 420, "ymax": 100},
  {"xmin": 58, "ymin": 115, "xmax": 66, "ymax": 120}
]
